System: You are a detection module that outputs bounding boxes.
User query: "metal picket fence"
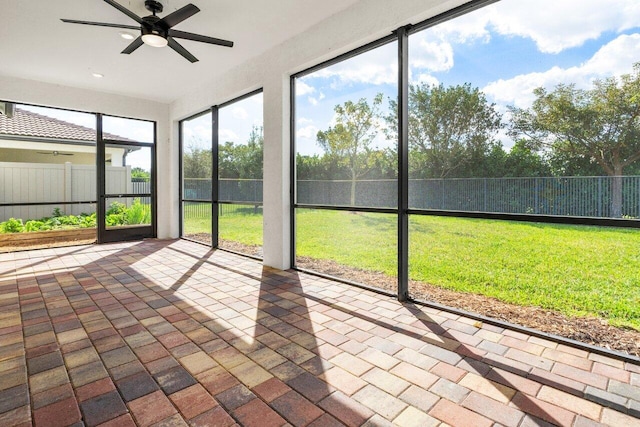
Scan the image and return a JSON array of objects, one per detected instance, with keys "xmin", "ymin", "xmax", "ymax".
[
  {"xmin": 183, "ymin": 176, "xmax": 640, "ymax": 218},
  {"xmin": 297, "ymin": 176, "xmax": 640, "ymax": 218}
]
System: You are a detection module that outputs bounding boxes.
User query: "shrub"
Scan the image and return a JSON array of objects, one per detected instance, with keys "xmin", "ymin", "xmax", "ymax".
[
  {"xmin": 24, "ymin": 220, "xmax": 52, "ymax": 232},
  {"xmin": 126, "ymin": 199, "xmax": 150, "ymax": 225},
  {"xmin": 0, "ymin": 218, "xmax": 24, "ymax": 233},
  {"xmin": 106, "ymin": 213, "xmax": 126, "ymax": 226},
  {"xmin": 107, "ymin": 202, "xmax": 127, "ymax": 216},
  {"xmin": 0, "ymin": 201, "xmax": 149, "ymax": 233},
  {"xmin": 57, "ymin": 214, "xmax": 81, "ymax": 226},
  {"xmin": 79, "ymin": 213, "xmax": 97, "ymax": 228}
]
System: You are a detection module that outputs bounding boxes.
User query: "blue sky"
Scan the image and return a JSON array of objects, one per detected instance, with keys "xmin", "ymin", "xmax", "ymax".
[
  {"xmin": 182, "ymin": 92, "xmax": 263, "ymax": 152},
  {"xmin": 295, "ymin": 0, "xmax": 640, "ymax": 154}
]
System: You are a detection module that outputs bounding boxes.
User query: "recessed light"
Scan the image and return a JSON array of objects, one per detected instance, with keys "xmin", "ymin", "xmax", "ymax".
[
  {"xmin": 120, "ymin": 32, "xmax": 135, "ymax": 40},
  {"xmin": 92, "ymin": 73, "xmax": 104, "ymax": 78}
]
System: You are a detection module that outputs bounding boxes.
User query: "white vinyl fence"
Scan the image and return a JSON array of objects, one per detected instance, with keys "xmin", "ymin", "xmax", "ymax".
[{"xmin": 0, "ymin": 162, "xmax": 131, "ymax": 222}]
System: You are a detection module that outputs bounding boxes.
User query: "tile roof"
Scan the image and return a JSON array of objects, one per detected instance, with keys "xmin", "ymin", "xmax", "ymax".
[{"xmin": 0, "ymin": 108, "xmax": 132, "ymax": 142}]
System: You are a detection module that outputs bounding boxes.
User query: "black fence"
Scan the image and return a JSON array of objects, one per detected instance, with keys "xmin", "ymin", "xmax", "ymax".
[
  {"xmin": 298, "ymin": 176, "xmax": 640, "ymax": 218},
  {"xmin": 183, "ymin": 179, "xmax": 262, "ymax": 203},
  {"xmin": 182, "ymin": 201, "xmax": 261, "ymax": 217},
  {"xmin": 410, "ymin": 176, "xmax": 640, "ymax": 217},
  {"xmin": 184, "ymin": 176, "xmax": 640, "ymax": 218}
]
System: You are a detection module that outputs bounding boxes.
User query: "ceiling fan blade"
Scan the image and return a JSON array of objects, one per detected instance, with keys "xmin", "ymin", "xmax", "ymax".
[
  {"xmin": 160, "ymin": 4, "xmax": 199, "ymax": 29},
  {"xmin": 103, "ymin": 0, "xmax": 143, "ymax": 24},
  {"xmin": 167, "ymin": 37, "xmax": 198, "ymax": 63},
  {"xmin": 169, "ymin": 29, "xmax": 233, "ymax": 47},
  {"xmin": 121, "ymin": 36, "xmax": 144, "ymax": 54},
  {"xmin": 61, "ymin": 19, "xmax": 139, "ymax": 30}
]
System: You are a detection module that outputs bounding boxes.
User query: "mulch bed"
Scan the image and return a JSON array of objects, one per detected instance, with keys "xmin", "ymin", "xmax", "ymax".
[{"xmin": 186, "ymin": 234, "xmax": 640, "ymax": 356}]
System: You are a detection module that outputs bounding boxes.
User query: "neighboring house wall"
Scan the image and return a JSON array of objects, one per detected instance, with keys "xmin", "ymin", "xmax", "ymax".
[
  {"xmin": 0, "ymin": 161, "xmax": 131, "ymax": 222},
  {"xmin": 0, "ymin": 147, "xmax": 96, "ymax": 165},
  {"xmin": 0, "ymin": 138, "xmax": 126, "ymax": 166}
]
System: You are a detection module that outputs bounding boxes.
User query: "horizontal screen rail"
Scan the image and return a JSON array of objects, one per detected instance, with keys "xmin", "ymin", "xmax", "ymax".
[{"xmin": 0, "ymin": 201, "xmax": 97, "ymax": 208}]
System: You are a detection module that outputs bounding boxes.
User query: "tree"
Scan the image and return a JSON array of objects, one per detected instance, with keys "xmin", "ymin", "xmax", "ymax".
[
  {"xmin": 503, "ymin": 140, "xmax": 551, "ymax": 177},
  {"xmin": 131, "ymin": 167, "xmax": 150, "ymax": 181},
  {"xmin": 219, "ymin": 125, "xmax": 263, "ymax": 179},
  {"xmin": 387, "ymin": 82, "xmax": 502, "ymax": 179},
  {"xmin": 183, "ymin": 140, "xmax": 212, "ymax": 179},
  {"xmin": 316, "ymin": 94, "xmax": 383, "ymax": 205},
  {"xmin": 509, "ymin": 63, "xmax": 640, "ymax": 217}
]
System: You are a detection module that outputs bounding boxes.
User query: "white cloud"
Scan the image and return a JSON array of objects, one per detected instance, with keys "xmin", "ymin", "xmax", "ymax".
[
  {"xmin": 232, "ymin": 106, "xmax": 248, "ymax": 120},
  {"xmin": 297, "ymin": 81, "xmax": 316, "ymax": 96},
  {"xmin": 313, "ymin": 42, "xmax": 397, "ymax": 86},
  {"xmin": 297, "ymin": 117, "xmax": 314, "ymax": 126},
  {"xmin": 484, "ymin": 33, "xmax": 640, "ymax": 109},
  {"xmin": 316, "ymin": 61, "xmax": 397, "ymax": 86},
  {"xmin": 219, "ymin": 128, "xmax": 239, "ymax": 143},
  {"xmin": 308, "ymin": 96, "xmax": 318, "ymax": 106},
  {"xmin": 411, "ymin": 72, "xmax": 439, "ymax": 87},
  {"xmin": 296, "ymin": 125, "xmax": 319, "ymax": 140},
  {"xmin": 430, "ymin": 0, "xmax": 640, "ymax": 54},
  {"xmin": 411, "ymin": 39, "xmax": 454, "ymax": 72},
  {"xmin": 183, "ymin": 124, "xmax": 212, "ymax": 149},
  {"xmin": 251, "ymin": 94, "xmax": 264, "ymax": 105}
]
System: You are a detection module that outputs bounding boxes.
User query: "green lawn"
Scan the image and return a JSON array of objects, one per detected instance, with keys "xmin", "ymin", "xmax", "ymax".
[
  {"xmin": 183, "ymin": 203, "xmax": 263, "ymax": 246},
  {"xmin": 184, "ymin": 204, "xmax": 640, "ymax": 330}
]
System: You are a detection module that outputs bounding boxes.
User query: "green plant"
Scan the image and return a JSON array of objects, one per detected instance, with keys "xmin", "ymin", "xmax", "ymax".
[
  {"xmin": 125, "ymin": 199, "xmax": 150, "ymax": 225},
  {"xmin": 0, "ymin": 211, "xmax": 101, "ymax": 234},
  {"xmin": 0, "ymin": 218, "xmax": 25, "ymax": 233},
  {"xmin": 79, "ymin": 213, "xmax": 97, "ymax": 228},
  {"xmin": 106, "ymin": 214, "xmax": 125, "ymax": 226},
  {"xmin": 24, "ymin": 220, "xmax": 52, "ymax": 232},
  {"xmin": 56, "ymin": 214, "xmax": 81, "ymax": 226},
  {"xmin": 106, "ymin": 202, "xmax": 127, "ymax": 216}
]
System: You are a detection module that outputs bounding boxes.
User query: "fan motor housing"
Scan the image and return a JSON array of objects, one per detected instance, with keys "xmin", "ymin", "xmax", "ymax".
[{"xmin": 145, "ymin": 0, "xmax": 163, "ymax": 14}]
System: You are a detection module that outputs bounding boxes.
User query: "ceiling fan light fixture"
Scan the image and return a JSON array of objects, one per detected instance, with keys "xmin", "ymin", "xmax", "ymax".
[
  {"xmin": 142, "ymin": 33, "xmax": 168, "ymax": 47},
  {"xmin": 62, "ymin": 1, "xmax": 234, "ymax": 62}
]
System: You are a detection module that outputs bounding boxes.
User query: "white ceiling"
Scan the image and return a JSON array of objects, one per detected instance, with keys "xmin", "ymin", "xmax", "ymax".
[{"xmin": 0, "ymin": 0, "xmax": 361, "ymax": 103}]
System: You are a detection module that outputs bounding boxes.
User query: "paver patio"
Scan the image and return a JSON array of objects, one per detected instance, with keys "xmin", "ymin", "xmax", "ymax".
[{"xmin": 0, "ymin": 239, "xmax": 638, "ymax": 426}]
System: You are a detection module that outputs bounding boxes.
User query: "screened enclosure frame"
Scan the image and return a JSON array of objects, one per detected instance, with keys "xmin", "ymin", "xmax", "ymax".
[
  {"xmin": 0, "ymin": 100, "xmax": 157, "ymax": 245},
  {"xmin": 179, "ymin": 108, "xmax": 215, "ymax": 246},
  {"xmin": 290, "ymin": 0, "xmax": 640, "ymax": 303},
  {"xmin": 179, "ymin": 88, "xmax": 263, "ymax": 258},
  {"xmin": 97, "ymin": 113, "xmax": 157, "ymax": 243}
]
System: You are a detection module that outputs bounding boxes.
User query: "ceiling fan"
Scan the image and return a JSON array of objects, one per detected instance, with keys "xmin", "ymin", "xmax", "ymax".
[
  {"xmin": 37, "ymin": 151, "xmax": 74, "ymax": 156},
  {"xmin": 61, "ymin": 0, "xmax": 233, "ymax": 63}
]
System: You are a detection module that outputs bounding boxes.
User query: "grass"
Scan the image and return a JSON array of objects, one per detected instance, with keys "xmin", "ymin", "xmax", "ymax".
[
  {"xmin": 183, "ymin": 204, "xmax": 640, "ymax": 330},
  {"xmin": 183, "ymin": 203, "xmax": 262, "ymax": 246}
]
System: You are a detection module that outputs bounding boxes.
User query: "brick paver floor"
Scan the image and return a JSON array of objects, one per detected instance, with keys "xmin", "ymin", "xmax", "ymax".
[{"xmin": 0, "ymin": 239, "xmax": 638, "ymax": 426}]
